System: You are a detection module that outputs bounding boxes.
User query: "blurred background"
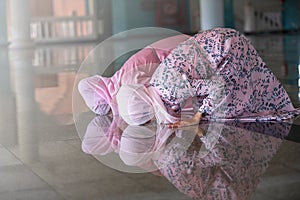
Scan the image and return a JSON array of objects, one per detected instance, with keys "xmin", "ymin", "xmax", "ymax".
[
  {"xmin": 1, "ymin": 0, "xmax": 299, "ymax": 123},
  {"xmin": 1, "ymin": 0, "xmax": 299, "ymax": 46},
  {"xmin": 0, "ymin": 1, "xmax": 300, "ymax": 200}
]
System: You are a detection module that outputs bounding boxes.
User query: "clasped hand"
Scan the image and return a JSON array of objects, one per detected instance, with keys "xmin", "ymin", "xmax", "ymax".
[
  {"xmin": 168, "ymin": 111, "xmax": 204, "ymax": 137},
  {"xmin": 168, "ymin": 111, "xmax": 202, "ymax": 128}
]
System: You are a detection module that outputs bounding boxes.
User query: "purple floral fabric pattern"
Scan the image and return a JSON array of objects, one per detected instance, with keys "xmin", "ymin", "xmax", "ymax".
[
  {"xmin": 154, "ymin": 121, "xmax": 290, "ymax": 200},
  {"xmin": 149, "ymin": 28, "xmax": 299, "ymax": 120}
]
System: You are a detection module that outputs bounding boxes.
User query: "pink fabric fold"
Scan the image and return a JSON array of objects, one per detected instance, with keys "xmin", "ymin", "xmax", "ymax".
[
  {"xmin": 116, "ymin": 84, "xmax": 179, "ymax": 125},
  {"xmin": 78, "ymin": 34, "xmax": 190, "ymax": 116},
  {"xmin": 78, "ymin": 76, "xmax": 117, "ymax": 115}
]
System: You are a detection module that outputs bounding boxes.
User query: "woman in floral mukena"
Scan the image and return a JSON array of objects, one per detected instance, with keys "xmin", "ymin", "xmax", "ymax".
[{"xmin": 116, "ymin": 28, "xmax": 300, "ymax": 127}]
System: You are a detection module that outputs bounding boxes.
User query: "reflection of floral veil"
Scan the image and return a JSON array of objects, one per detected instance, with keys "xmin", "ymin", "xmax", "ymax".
[
  {"xmin": 119, "ymin": 121, "xmax": 225, "ymax": 172},
  {"xmin": 154, "ymin": 122, "xmax": 291, "ymax": 200}
]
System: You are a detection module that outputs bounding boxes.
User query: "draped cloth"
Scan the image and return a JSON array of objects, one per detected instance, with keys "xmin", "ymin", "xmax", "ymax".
[
  {"xmin": 116, "ymin": 84, "xmax": 179, "ymax": 125},
  {"xmin": 154, "ymin": 121, "xmax": 291, "ymax": 200},
  {"xmin": 78, "ymin": 34, "xmax": 190, "ymax": 116},
  {"xmin": 117, "ymin": 28, "xmax": 300, "ymax": 125}
]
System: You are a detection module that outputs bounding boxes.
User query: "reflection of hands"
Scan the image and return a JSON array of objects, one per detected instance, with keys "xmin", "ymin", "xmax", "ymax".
[
  {"xmin": 168, "ymin": 112, "xmax": 203, "ymax": 129},
  {"xmin": 177, "ymin": 124, "xmax": 204, "ymax": 137}
]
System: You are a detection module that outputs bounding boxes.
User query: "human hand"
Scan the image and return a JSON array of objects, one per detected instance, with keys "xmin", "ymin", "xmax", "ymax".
[{"xmin": 168, "ymin": 112, "xmax": 202, "ymax": 129}]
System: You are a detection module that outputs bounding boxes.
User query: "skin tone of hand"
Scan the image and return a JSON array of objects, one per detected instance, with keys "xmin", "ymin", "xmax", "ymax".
[{"xmin": 168, "ymin": 111, "xmax": 203, "ymax": 129}]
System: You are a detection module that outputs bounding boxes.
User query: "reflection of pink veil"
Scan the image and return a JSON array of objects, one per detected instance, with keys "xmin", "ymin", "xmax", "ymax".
[
  {"xmin": 81, "ymin": 115, "xmax": 127, "ymax": 155},
  {"xmin": 154, "ymin": 122, "xmax": 291, "ymax": 200},
  {"xmin": 78, "ymin": 34, "xmax": 190, "ymax": 116},
  {"xmin": 119, "ymin": 124, "xmax": 196, "ymax": 172}
]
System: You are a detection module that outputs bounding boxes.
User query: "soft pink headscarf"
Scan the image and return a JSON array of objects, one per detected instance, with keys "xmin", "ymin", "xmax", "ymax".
[
  {"xmin": 78, "ymin": 34, "xmax": 190, "ymax": 116},
  {"xmin": 116, "ymin": 84, "xmax": 179, "ymax": 125}
]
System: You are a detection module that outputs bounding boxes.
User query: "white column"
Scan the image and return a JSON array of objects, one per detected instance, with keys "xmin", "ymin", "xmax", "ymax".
[
  {"xmin": 244, "ymin": 0, "xmax": 255, "ymax": 33},
  {"xmin": 0, "ymin": 0, "xmax": 8, "ymax": 45},
  {"xmin": 92, "ymin": 0, "xmax": 99, "ymax": 39},
  {"xmin": 9, "ymin": 49, "xmax": 39, "ymax": 162},
  {"xmin": 200, "ymin": 0, "xmax": 224, "ymax": 30},
  {"xmin": 0, "ymin": 48, "xmax": 17, "ymax": 145},
  {"xmin": 9, "ymin": 0, "xmax": 34, "ymax": 48}
]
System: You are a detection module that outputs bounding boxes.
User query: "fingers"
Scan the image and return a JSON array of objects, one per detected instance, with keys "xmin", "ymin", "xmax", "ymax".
[
  {"xmin": 168, "ymin": 121, "xmax": 193, "ymax": 129},
  {"xmin": 169, "ymin": 125, "xmax": 179, "ymax": 129},
  {"xmin": 168, "ymin": 122, "xmax": 180, "ymax": 129},
  {"xmin": 168, "ymin": 118, "xmax": 201, "ymax": 129},
  {"xmin": 196, "ymin": 127, "xmax": 204, "ymax": 137},
  {"xmin": 167, "ymin": 121, "xmax": 191, "ymax": 128}
]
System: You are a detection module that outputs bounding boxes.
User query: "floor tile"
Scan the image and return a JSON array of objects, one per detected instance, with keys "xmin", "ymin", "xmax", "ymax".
[
  {"xmin": 0, "ymin": 147, "xmax": 22, "ymax": 166},
  {"xmin": 0, "ymin": 188, "xmax": 64, "ymax": 200},
  {"xmin": 0, "ymin": 165, "xmax": 50, "ymax": 193}
]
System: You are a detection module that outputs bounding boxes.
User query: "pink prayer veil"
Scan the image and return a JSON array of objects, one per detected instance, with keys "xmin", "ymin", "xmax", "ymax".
[
  {"xmin": 116, "ymin": 84, "xmax": 155, "ymax": 125},
  {"xmin": 116, "ymin": 84, "xmax": 179, "ymax": 125},
  {"xmin": 77, "ymin": 34, "xmax": 191, "ymax": 116},
  {"xmin": 78, "ymin": 75, "xmax": 113, "ymax": 115}
]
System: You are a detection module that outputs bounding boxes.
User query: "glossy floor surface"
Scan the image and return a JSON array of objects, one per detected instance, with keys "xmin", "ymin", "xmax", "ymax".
[{"xmin": 0, "ymin": 33, "xmax": 300, "ymax": 200}]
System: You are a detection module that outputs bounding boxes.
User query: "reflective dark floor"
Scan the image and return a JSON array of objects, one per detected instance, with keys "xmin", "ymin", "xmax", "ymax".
[{"xmin": 0, "ymin": 33, "xmax": 300, "ymax": 200}]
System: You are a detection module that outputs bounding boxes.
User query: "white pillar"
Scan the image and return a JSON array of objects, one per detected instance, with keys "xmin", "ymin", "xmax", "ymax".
[
  {"xmin": 244, "ymin": 0, "xmax": 255, "ymax": 33},
  {"xmin": 0, "ymin": 48, "xmax": 17, "ymax": 145},
  {"xmin": 9, "ymin": 49, "xmax": 39, "ymax": 162},
  {"xmin": 92, "ymin": 0, "xmax": 99, "ymax": 39},
  {"xmin": 200, "ymin": 0, "xmax": 224, "ymax": 30},
  {"xmin": 9, "ymin": 0, "xmax": 34, "ymax": 48},
  {"xmin": 0, "ymin": 0, "xmax": 8, "ymax": 45}
]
